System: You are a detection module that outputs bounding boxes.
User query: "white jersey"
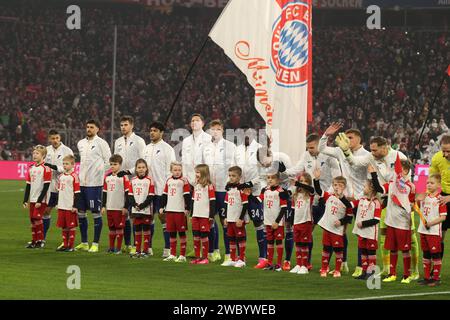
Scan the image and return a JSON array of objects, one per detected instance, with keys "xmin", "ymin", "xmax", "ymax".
[
  {"xmin": 382, "ymin": 179, "xmax": 415, "ymax": 231},
  {"xmin": 418, "ymin": 194, "xmax": 447, "ymax": 237},
  {"xmin": 292, "ymin": 193, "xmax": 314, "ymax": 225},
  {"xmin": 144, "ymin": 139, "xmax": 176, "ymax": 196},
  {"xmin": 318, "ymin": 135, "xmax": 370, "ymax": 198},
  {"xmin": 286, "ymin": 151, "xmax": 341, "ymax": 192},
  {"xmin": 129, "ymin": 176, "xmax": 155, "ymax": 215},
  {"xmin": 318, "ymin": 192, "xmax": 352, "ymax": 236},
  {"xmin": 347, "ymin": 148, "xmax": 408, "ymax": 185},
  {"xmin": 181, "ymin": 130, "xmax": 212, "ymax": 185},
  {"xmin": 203, "ymin": 138, "xmax": 236, "ymax": 192},
  {"xmin": 114, "ymin": 133, "xmax": 146, "ymax": 173},
  {"xmin": 260, "ymin": 186, "xmax": 287, "ymax": 226},
  {"xmin": 192, "ymin": 184, "xmax": 216, "ymax": 219},
  {"xmin": 234, "ymin": 140, "xmax": 262, "ymax": 196},
  {"xmin": 225, "ymin": 186, "xmax": 248, "ymax": 222},
  {"xmin": 163, "ymin": 176, "xmax": 190, "ymax": 213},
  {"xmin": 26, "ymin": 163, "xmax": 52, "ymax": 203},
  {"xmin": 103, "ymin": 175, "xmax": 130, "ymax": 210},
  {"xmin": 351, "ymin": 197, "xmax": 382, "ymax": 240},
  {"xmin": 259, "ymin": 152, "xmax": 292, "ymax": 190},
  {"xmin": 57, "ymin": 172, "xmax": 80, "ymax": 211},
  {"xmin": 45, "ymin": 143, "xmax": 74, "ymax": 193},
  {"xmin": 77, "ymin": 135, "xmax": 111, "ymax": 187}
]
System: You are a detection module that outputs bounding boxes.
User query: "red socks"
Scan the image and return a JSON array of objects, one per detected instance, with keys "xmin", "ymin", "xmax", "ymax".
[
  {"xmin": 180, "ymin": 235, "xmax": 187, "ymax": 257},
  {"xmin": 276, "ymin": 243, "xmax": 283, "ymax": 266},
  {"xmin": 194, "ymin": 236, "xmax": 201, "ymax": 258},
  {"xmin": 432, "ymin": 258, "xmax": 442, "ymax": 281},
  {"xmin": 390, "ymin": 251, "xmax": 398, "ymax": 276},
  {"xmin": 170, "ymin": 237, "xmax": 177, "ymax": 256},
  {"xmin": 321, "ymin": 250, "xmax": 330, "ymax": 271},
  {"xmin": 229, "ymin": 240, "xmax": 237, "ymax": 261},
  {"xmin": 109, "ymin": 229, "xmax": 116, "ymax": 250},
  {"xmin": 143, "ymin": 230, "xmax": 150, "ymax": 253},
  {"xmin": 201, "ymin": 237, "xmax": 209, "ymax": 259},
  {"xmin": 135, "ymin": 231, "xmax": 142, "ymax": 253},
  {"xmin": 267, "ymin": 243, "xmax": 274, "ymax": 265},
  {"xmin": 423, "ymin": 258, "xmax": 431, "ymax": 280},
  {"xmin": 402, "ymin": 251, "xmax": 411, "ymax": 278},
  {"xmin": 335, "ymin": 251, "xmax": 343, "ymax": 272},
  {"xmin": 238, "ymin": 240, "xmax": 246, "ymax": 261}
]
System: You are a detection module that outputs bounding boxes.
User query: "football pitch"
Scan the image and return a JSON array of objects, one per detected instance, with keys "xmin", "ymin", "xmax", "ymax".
[{"xmin": 1, "ymin": 180, "xmax": 449, "ymax": 300}]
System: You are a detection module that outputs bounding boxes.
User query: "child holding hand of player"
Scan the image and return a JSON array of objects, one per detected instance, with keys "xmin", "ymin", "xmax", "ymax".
[
  {"xmin": 160, "ymin": 161, "xmax": 191, "ymax": 262},
  {"xmin": 371, "ymin": 157, "xmax": 416, "ymax": 284},
  {"xmin": 56, "ymin": 155, "xmax": 81, "ymax": 252},
  {"xmin": 128, "ymin": 159, "xmax": 155, "ymax": 258},
  {"xmin": 289, "ymin": 173, "xmax": 315, "ymax": 275},
  {"xmin": 102, "ymin": 154, "xmax": 130, "ymax": 254},
  {"xmin": 190, "ymin": 164, "xmax": 216, "ymax": 265},
  {"xmin": 314, "ymin": 169, "xmax": 353, "ymax": 278},
  {"xmin": 416, "ymin": 174, "xmax": 447, "ymax": 286},
  {"xmin": 350, "ymin": 165, "xmax": 382, "ymax": 280},
  {"xmin": 221, "ymin": 166, "xmax": 249, "ymax": 268},
  {"xmin": 23, "ymin": 145, "xmax": 52, "ymax": 249}
]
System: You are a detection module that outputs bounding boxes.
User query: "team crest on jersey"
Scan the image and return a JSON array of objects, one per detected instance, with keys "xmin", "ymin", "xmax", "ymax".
[{"xmin": 271, "ymin": 0, "xmax": 310, "ymax": 88}]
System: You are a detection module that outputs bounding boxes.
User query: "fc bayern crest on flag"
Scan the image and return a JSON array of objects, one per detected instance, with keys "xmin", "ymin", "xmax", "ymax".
[{"xmin": 271, "ymin": 0, "xmax": 311, "ymax": 88}]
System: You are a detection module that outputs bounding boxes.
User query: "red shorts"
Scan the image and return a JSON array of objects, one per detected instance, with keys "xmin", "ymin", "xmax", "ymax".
[
  {"xmin": 166, "ymin": 212, "xmax": 187, "ymax": 232},
  {"xmin": 322, "ymin": 229, "xmax": 344, "ymax": 248},
  {"xmin": 420, "ymin": 233, "xmax": 442, "ymax": 254},
  {"xmin": 385, "ymin": 226, "xmax": 411, "ymax": 251},
  {"xmin": 29, "ymin": 202, "xmax": 47, "ymax": 220},
  {"xmin": 265, "ymin": 225, "xmax": 284, "ymax": 241},
  {"xmin": 133, "ymin": 215, "xmax": 152, "ymax": 226},
  {"xmin": 56, "ymin": 209, "xmax": 78, "ymax": 229},
  {"xmin": 293, "ymin": 222, "xmax": 313, "ymax": 243},
  {"xmin": 191, "ymin": 216, "xmax": 211, "ymax": 232},
  {"xmin": 358, "ymin": 236, "xmax": 378, "ymax": 250},
  {"xmin": 227, "ymin": 222, "xmax": 246, "ymax": 238},
  {"xmin": 107, "ymin": 210, "xmax": 126, "ymax": 229}
]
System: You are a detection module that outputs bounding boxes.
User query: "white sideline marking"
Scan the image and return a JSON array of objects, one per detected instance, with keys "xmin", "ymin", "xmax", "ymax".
[
  {"xmin": 343, "ymin": 291, "xmax": 450, "ymax": 300},
  {"xmin": 0, "ymin": 189, "xmax": 23, "ymax": 193}
]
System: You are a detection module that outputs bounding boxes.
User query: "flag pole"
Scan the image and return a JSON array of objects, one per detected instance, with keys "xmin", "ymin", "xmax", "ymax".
[
  {"xmin": 164, "ymin": 37, "xmax": 210, "ymax": 126},
  {"xmin": 412, "ymin": 70, "xmax": 448, "ymax": 162}
]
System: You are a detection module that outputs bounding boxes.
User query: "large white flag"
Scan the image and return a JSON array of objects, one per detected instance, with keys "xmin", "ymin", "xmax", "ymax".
[{"xmin": 209, "ymin": 0, "xmax": 312, "ymax": 162}]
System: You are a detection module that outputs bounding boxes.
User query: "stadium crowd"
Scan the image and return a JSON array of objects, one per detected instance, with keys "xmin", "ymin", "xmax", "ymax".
[{"xmin": 0, "ymin": 1, "xmax": 449, "ymax": 162}]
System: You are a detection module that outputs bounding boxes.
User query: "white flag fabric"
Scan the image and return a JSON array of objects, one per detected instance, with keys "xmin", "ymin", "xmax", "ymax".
[{"xmin": 209, "ymin": 0, "xmax": 312, "ymax": 163}]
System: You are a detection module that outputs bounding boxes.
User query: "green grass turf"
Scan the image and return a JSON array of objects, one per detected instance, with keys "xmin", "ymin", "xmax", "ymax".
[{"xmin": 1, "ymin": 180, "xmax": 450, "ymax": 300}]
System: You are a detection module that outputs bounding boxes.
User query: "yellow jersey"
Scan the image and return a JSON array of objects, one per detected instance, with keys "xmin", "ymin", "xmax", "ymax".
[{"xmin": 430, "ymin": 151, "xmax": 450, "ymax": 193}]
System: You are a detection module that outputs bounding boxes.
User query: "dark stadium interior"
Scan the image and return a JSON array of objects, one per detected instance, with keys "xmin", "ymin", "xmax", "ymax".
[{"xmin": 0, "ymin": 0, "xmax": 448, "ymax": 162}]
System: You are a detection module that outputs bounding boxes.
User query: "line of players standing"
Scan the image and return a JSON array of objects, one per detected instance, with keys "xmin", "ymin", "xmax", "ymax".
[{"xmin": 29, "ymin": 114, "xmax": 450, "ymax": 282}]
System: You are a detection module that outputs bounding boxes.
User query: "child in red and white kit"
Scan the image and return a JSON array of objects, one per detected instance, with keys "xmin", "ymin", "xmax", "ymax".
[
  {"xmin": 128, "ymin": 159, "xmax": 155, "ymax": 258},
  {"xmin": 417, "ymin": 174, "xmax": 447, "ymax": 287},
  {"xmin": 221, "ymin": 166, "xmax": 249, "ymax": 268},
  {"xmin": 160, "ymin": 161, "xmax": 191, "ymax": 262},
  {"xmin": 250, "ymin": 172, "xmax": 289, "ymax": 272},
  {"xmin": 23, "ymin": 145, "xmax": 52, "ymax": 249},
  {"xmin": 101, "ymin": 154, "xmax": 130, "ymax": 254},
  {"xmin": 190, "ymin": 164, "xmax": 216, "ymax": 265},
  {"xmin": 351, "ymin": 166, "xmax": 382, "ymax": 280},
  {"xmin": 313, "ymin": 169, "xmax": 353, "ymax": 278},
  {"xmin": 289, "ymin": 172, "xmax": 315, "ymax": 275},
  {"xmin": 56, "ymin": 155, "xmax": 81, "ymax": 252},
  {"xmin": 371, "ymin": 156, "xmax": 416, "ymax": 284}
]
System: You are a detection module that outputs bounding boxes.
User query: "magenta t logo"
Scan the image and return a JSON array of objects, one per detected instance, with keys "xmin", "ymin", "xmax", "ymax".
[{"xmin": 17, "ymin": 163, "xmax": 28, "ymax": 178}]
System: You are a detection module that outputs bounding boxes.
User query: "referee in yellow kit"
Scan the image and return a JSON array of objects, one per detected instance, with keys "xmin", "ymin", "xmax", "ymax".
[{"xmin": 430, "ymin": 135, "xmax": 450, "ymax": 258}]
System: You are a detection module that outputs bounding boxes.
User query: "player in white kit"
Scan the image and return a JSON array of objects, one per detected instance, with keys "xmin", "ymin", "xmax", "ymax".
[
  {"xmin": 43, "ymin": 129, "xmax": 73, "ymax": 245},
  {"xmin": 114, "ymin": 116, "xmax": 146, "ymax": 253}
]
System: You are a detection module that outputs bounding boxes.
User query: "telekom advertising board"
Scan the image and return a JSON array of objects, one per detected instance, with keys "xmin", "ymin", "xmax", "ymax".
[
  {"xmin": 0, "ymin": 161, "xmax": 430, "ymax": 193},
  {"xmin": 0, "ymin": 161, "xmax": 80, "ymax": 180}
]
